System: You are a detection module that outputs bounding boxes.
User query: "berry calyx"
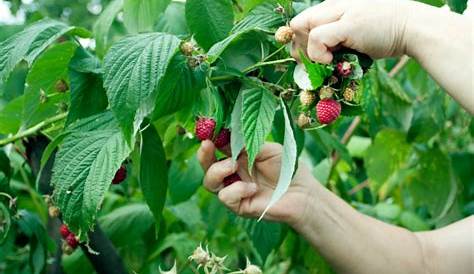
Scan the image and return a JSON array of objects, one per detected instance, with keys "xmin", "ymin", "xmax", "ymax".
[
  {"xmin": 316, "ymin": 99, "xmax": 341, "ymax": 124},
  {"xmin": 59, "ymin": 224, "xmax": 71, "ymax": 238},
  {"xmin": 180, "ymin": 42, "xmax": 194, "ymax": 56},
  {"xmin": 112, "ymin": 165, "xmax": 127, "ymax": 184},
  {"xmin": 65, "ymin": 234, "xmax": 79, "ymax": 249},
  {"xmin": 319, "ymin": 86, "xmax": 334, "ymax": 100},
  {"xmin": 214, "ymin": 128, "xmax": 230, "ymax": 148},
  {"xmin": 223, "ymin": 173, "xmax": 241, "ymax": 187},
  {"xmin": 48, "ymin": 206, "xmax": 60, "ymax": 218},
  {"xmin": 275, "ymin": 26, "xmax": 294, "ymax": 44},
  {"xmin": 195, "ymin": 117, "xmax": 216, "ymax": 141},
  {"xmin": 62, "ymin": 241, "xmax": 74, "ymax": 255},
  {"xmin": 55, "ymin": 79, "xmax": 68, "ymax": 93},
  {"xmin": 299, "ymin": 90, "xmax": 316, "ymax": 106},
  {"xmin": 337, "ymin": 61, "xmax": 352, "ymax": 77},
  {"xmin": 297, "ymin": 113, "xmax": 311, "ymax": 128}
]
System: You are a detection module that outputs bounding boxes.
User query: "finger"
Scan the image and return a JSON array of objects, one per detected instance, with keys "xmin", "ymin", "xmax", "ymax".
[
  {"xmin": 203, "ymin": 158, "xmax": 238, "ymax": 192},
  {"xmin": 218, "ymin": 181, "xmax": 258, "ymax": 213},
  {"xmin": 307, "ymin": 21, "xmax": 348, "ymax": 64},
  {"xmin": 197, "ymin": 140, "xmax": 216, "ymax": 171}
]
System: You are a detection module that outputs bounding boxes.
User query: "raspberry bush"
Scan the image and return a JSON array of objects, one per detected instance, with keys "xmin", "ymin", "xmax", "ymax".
[{"xmin": 0, "ymin": 0, "xmax": 471, "ymax": 273}]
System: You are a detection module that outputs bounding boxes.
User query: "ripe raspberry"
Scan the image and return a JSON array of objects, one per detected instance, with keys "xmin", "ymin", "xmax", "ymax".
[
  {"xmin": 112, "ymin": 165, "xmax": 127, "ymax": 184},
  {"xmin": 180, "ymin": 42, "xmax": 194, "ymax": 56},
  {"xmin": 299, "ymin": 90, "xmax": 316, "ymax": 106},
  {"xmin": 223, "ymin": 173, "xmax": 241, "ymax": 187},
  {"xmin": 195, "ymin": 117, "xmax": 216, "ymax": 141},
  {"xmin": 343, "ymin": 87, "xmax": 355, "ymax": 102},
  {"xmin": 319, "ymin": 86, "xmax": 334, "ymax": 100},
  {"xmin": 59, "ymin": 224, "xmax": 71, "ymax": 238},
  {"xmin": 55, "ymin": 79, "xmax": 68, "ymax": 93},
  {"xmin": 65, "ymin": 234, "xmax": 79, "ymax": 249},
  {"xmin": 316, "ymin": 99, "xmax": 341, "ymax": 124},
  {"xmin": 297, "ymin": 113, "xmax": 311, "ymax": 128},
  {"xmin": 275, "ymin": 26, "xmax": 294, "ymax": 44},
  {"xmin": 336, "ymin": 61, "xmax": 352, "ymax": 77},
  {"xmin": 214, "ymin": 128, "xmax": 230, "ymax": 148}
]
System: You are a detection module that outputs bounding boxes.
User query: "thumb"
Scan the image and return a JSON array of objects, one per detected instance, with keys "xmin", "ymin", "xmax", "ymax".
[{"xmin": 307, "ymin": 21, "xmax": 349, "ymax": 64}]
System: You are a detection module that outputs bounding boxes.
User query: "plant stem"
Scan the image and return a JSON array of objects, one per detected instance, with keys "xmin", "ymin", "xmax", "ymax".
[
  {"xmin": 0, "ymin": 112, "xmax": 67, "ymax": 146},
  {"xmin": 243, "ymin": 58, "xmax": 295, "ymax": 74}
]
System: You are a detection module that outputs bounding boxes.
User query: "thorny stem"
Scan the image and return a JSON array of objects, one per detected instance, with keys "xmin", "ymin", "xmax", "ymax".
[{"xmin": 0, "ymin": 112, "xmax": 67, "ymax": 146}]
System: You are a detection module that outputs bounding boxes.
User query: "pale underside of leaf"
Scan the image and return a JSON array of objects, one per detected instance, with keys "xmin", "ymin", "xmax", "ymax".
[{"xmin": 231, "ymin": 90, "xmax": 245, "ymax": 161}]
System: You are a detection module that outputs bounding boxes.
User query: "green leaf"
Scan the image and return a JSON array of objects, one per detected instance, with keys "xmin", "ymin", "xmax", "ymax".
[
  {"xmin": 447, "ymin": 0, "xmax": 467, "ymax": 13},
  {"xmin": 309, "ymin": 129, "xmax": 352, "ymax": 165},
  {"xmin": 22, "ymin": 41, "xmax": 77, "ymax": 128},
  {"xmin": 207, "ymin": 29, "xmax": 260, "ymax": 64},
  {"xmin": 260, "ymin": 99, "xmax": 297, "ymax": 219},
  {"xmin": 231, "ymin": 90, "xmax": 245, "ymax": 161},
  {"xmin": 232, "ymin": 2, "xmax": 285, "ymax": 33},
  {"xmin": 360, "ymin": 68, "xmax": 382, "ymax": 136},
  {"xmin": 103, "ymin": 33, "xmax": 180, "ymax": 142},
  {"xmin": 299, "ymin": 51, "xmax": 332, "ymax": 90},
  {"xmin": 16, "ymin": 210, "xmax": 48, "ymax": 274},
  {"xmin": 99, "ymin": 203, "xmax": 154, "ymax": 246},
  {"xmin": 67, "ymin": 47, "xmax": 108, "ymax": 125},
  {"xmin": 374, "ymin": 202, "xmax": 401, "ymax": 221},
  {"xmin": 0, "ymin": 202, "xmax": 10, "ymax": 244},
  {"xmin": 0, "ymin": 19, "xmax": 90, "ymax": 85},
  {"xmin": 364, "ymin": 129, "xmax": 411, "ymax": 193},
  {"xmin": 51, "ymin": 111, "xmax": 132, "ymax": 239},
  {"xmin": 140, "ymin": 124, "xmax": 168, "ymax": 228},
  {"xmin": 377, "ymin": 64, "xmax": 412, "ymax": 104},
  {"xmin": 123, "ymin": 0, "xmax": 171, "ymax": 33},
  {"xmin": 155, "ymin": 1, "xmax": 189, "ymax": 36},
  {"xmin": 242, "ymin": 87, "xmax": 277, "ymax": 171},
  {"xmin": 407, "ymin": 95, "xmax": 445, "ymax": 142},
  {"xmin": 399, "ymin": 211, "xmax": 430, "ymax": 231},
  {"xmin": 0, "ymin": 95, "xmax": 23, "ymax": 135},
  {"xmin": 185, "ymin": 0, "xmax": 234, "ymax": 50},
  {"xmin": 407, "ymin": 148, "xmax": 456, "ymax": 218},
  {"xmin": 93, "ymin": 0, "xmax": 124, "ymax": 57},
  {"xmin": 168, "ymin": 156, "xmax": 204, "ymax": 204}
]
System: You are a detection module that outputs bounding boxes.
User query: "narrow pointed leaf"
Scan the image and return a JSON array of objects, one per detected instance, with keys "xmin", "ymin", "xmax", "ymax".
[{"xmin": 231, "ymin": 90, "xmax": 245, "ymax": 161}]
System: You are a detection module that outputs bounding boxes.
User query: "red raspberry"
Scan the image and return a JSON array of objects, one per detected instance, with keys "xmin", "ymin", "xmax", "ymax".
[
  {"xmin": 59, "ymin": 224, "xmax": 71, "ymax": 239},
  {"xmin": 195, "ymin": 117, "xmax": 216, "ymax": 141},
  {"xmin": 223, "ymin": 173, "xmax": 241, "ymax": 187},
  {"xmin": 337, "ymin": 61, "xmax": 352, "ymax": 77},
  {"xmin": 112, "ymin": 165, "xmax": 127, "ymax": 184},
  {"xmin": 316, "ymin": 99, "xmax": 341, "ymax": 124},
  {"xmin": 65, "ymin": 234, "xmax": 79, "ymax": 249},
  {"xmin": 213, "ymin": 128, "xmax": 230, "ymax": 148}
]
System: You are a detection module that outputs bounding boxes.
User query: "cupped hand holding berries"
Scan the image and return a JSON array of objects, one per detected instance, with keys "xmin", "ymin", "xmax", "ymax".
[{"xmin": 197, "ymin": 140, "xmax": 316, "ymax": 227}]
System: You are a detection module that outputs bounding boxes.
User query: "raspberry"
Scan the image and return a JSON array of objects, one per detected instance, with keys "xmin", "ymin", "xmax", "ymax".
[
  {"xmin": 244, "ymin": 265, "xmax": 262, "ymax": 274},
  {"xmin": 343, "ymin": 87, "xmax": 355, "ymax": 102},
  {"xmin": 214, "ymin": 128, "xmax": 230, "ymax": 148},
  {"xmin": 195, "ymin": 117, "xmax": 216, "ymax": 141},
  {"xmin": 337, "ymin": 61, "xmax": 352, "ymax": 77},
  {"xmin": 319, "ymin": 86, "xmax": 334, "ymax": 100},
  {"xmin": 112, "ymin": 165, "xmax": 127, "ymax": 184},
  {"xmin": 59, "ymin": 224, "xmax": 71, "ymax": 239},
  {"xmin": 299, "ymin": 90, "xmax": 316, "ymax": 106},
  {"xmin": 316, "ymin": 99, "xmax": 341, "ymax": 124},
  {"xmin": 297, "ymin": 113, "xmax": 311, "ymax": 128},
  {"xmin": 55, "ymin": 79, "xmax": 68, "ymax": 93},
  {"xmin": 180, "ymin": 42, "xmax": 194, "ymax": 56},
  {"xmin": 223, "ymin": 173, "xmax": 241, "ymax": 187},
  {"xmin": 65, "ymin": 234, "xmax": 79, "ymax": 249},
  {"xmin": 275, "ymin": 26, "xmax": 294, "ymax": 44}
]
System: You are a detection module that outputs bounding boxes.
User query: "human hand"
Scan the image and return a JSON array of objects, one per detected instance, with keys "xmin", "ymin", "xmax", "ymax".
[
  {"xmin": 290, "ymin": 0, "xmax": 412, "ymax": 63},
  {"xmin": 197, "ymin": 140, "xmax": 316, "ymax": 227}
]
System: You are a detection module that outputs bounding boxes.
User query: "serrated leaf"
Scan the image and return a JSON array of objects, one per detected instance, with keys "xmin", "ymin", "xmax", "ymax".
[
  {"xmin": 231, "ymin": 90, "xmax": 245, "ymax": 161},
  {"xmin": 259, "ymin": 98, "xmax": 297, "ymax": 220},
  {"xmin": 93, "ymin": 0, "xmax": 124, "ymax": 57},
  {"xmin": 377, "ymin": 64, "xmax": 412, "ymax": 104},
  {"xmin": 232, "ymin": 2, "xmax": 285, "ymax": 33},
  {"xmin": 155, "ymin": 1, "xmax": 189, "ymax": 36},
  {"xmin": 361, "ymin": 68, "xmax": 382, "ymax": 136},
  {"xmin": 0, "ymin": 19, "xmax": 90, "ymax": 85},
  {"xmin": 103, "ymin": 33, "xmax": 180, "ymax": 142},
  {"xmin": 51, "ymin": 111, "xmax": 132, "ymax": 239},
  {"xmin": 0, "ymin": 95, "xmax": 23, "ymax": 134},
  {"xmin": 67, "ymin": 47, "xmax": 108, "ymax": 125},
  {"xmin": 123, "ymin": 0, "xmax": 171, "ymax": 33},
  {"xmin": 242, "ymin": 87, "xmax": 277, "ymax": 171},
  {"xmin": 407, "ymin": 94, "xmax": 445, "ymax": 142},
  {"xmin": 185, "ymin": 0, "xmax": 234, "ymax": 50},
  {"xmin": 22, "ymin": 41, "xmax": 77, "ymax": 127},
  {"xmin": 207, "ymin": 29, "xmax": 262, "ymax": 64},
  {"xmin": 299, "ymin": 52, "xmax": 332, "ymax": 90},
  {"xmin": 140, "ymin": 124, "xmax": 168, "ymax": 229}
]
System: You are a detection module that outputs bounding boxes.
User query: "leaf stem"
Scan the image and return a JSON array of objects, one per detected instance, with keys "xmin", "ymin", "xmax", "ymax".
[
  {"xmin": 0, "ymin": 112, "xmax": 67, "ymax": 146},
  {"xmin": 243, "ymin": 58, "xmax": 295, "ymax": 74}
]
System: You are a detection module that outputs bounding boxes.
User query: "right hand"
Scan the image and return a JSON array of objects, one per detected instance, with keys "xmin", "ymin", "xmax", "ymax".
[{"xmin": 290, "ymin": 0, "xmax": 412, "ymax": 63}]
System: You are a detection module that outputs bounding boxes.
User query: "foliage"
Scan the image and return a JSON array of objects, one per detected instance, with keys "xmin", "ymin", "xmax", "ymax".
[{"xmin": 0, "ymin": 0, "xmax": 472, "ymax": 273}]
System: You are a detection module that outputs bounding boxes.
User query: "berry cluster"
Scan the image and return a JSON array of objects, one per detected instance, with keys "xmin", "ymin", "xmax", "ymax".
[
  {"xmin": 59, "ymin": 224, "xmax": 79, "ymax": 254},
  {"xmin": 195, "ymin": 117, "xmax": 231, "ymax": 149},
  {"xmin": 112, "ymin": 165, "xmax": 127, "ymax": 184}
]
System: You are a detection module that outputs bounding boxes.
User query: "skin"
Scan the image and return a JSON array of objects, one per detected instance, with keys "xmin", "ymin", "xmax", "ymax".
[{"xmin": 198, "ymin": 0, "xmax": 474, "ymax": 273}]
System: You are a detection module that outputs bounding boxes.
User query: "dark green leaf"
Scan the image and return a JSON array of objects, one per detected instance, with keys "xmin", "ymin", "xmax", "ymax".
[
  {"xmin": 232, "ymin": 2, "xmax": 285, "ymax": 33},
  {"xmin": 300, "ymin": 51, "xmax": 332, "ymax": 90},
  {"xmin": 155, "ymin": 2, "xmax": 189, "ymax": 36},
  {"xmin": 123, "ymin": 0, "xmax": 171, "ymax": 33},
  {"xmin": 447, "ymin": 0, "xmax": 467, "ymax": 13},
  {"xmin": 168, "ymin": 156, "xmax": 204, "ymax": 204},
  {"xmin": 93, "ymin": 0, "xmax": 124, "ymax": 57},
  {"xmin": 231, "ymin": 90, "xmax": 245, "ymax": 161}
]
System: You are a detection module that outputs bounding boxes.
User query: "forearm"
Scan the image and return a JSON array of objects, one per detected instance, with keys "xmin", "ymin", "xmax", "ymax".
[
  {"xmin": 293, "ymin": 182, "xmax": 426, "ymax": 274},
  {"xmin": 403, "ymin": 1, "xmax": 474, "ymax": 113}
]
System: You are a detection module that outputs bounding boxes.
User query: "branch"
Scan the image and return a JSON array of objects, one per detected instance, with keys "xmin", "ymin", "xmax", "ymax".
[
  {"xmin": 0, "ymin": 112, "xmax": 67, "ymax": 146},
  {"xmin": 388, "ymin": 55, "xmax": 410, "ymax": 77}
]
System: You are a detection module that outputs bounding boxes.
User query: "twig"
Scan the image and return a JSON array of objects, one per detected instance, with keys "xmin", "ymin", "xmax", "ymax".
[
  {"xmin": 0, "ymin": 112, "xmax": 67, "ymax": 146},
  {"xmin": 388, "ymin": 55, "xmax": 410, "ymax": 77},
  {"xmin": 348, "ymin": 180, "xmax": 369, "ymax": 196}
]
